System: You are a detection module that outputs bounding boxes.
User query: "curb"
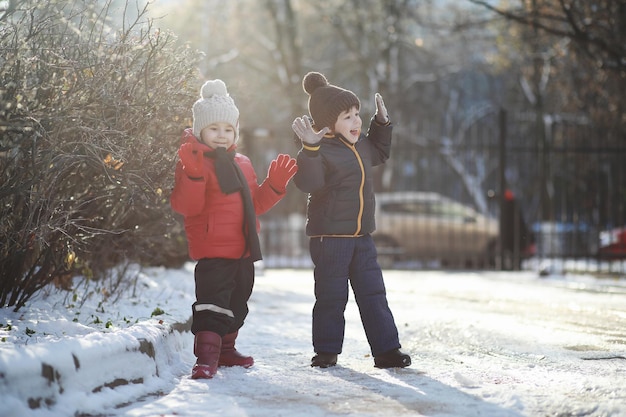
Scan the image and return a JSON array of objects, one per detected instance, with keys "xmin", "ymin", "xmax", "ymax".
[{"xmin": 0, "ymin": 317, "xmax": 192, "ymax": 412}]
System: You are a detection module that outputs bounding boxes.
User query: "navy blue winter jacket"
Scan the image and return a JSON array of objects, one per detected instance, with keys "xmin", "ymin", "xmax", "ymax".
[{"xmin": 294, "ymin": 118, "xmax": 392, "ymax": 237}]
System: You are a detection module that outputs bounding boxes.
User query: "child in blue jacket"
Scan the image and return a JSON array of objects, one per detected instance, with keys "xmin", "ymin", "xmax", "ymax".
[{"xmin": 291, "ymin": 72, "xmax": 411, "ymax": 369}]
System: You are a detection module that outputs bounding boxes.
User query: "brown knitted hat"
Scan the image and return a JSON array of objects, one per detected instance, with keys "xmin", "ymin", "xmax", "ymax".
[{"xmin": 303, "ymin": 72, "xmax": 360, "ymax": 130}]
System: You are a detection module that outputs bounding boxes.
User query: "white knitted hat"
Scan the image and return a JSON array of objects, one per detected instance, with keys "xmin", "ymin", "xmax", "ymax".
[{"xmin": 192, "ymin": 79, "xmax": 240, "ymax": 140}]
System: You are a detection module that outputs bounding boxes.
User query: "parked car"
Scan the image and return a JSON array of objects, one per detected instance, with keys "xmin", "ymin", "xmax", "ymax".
[
  {"xmin": 532, "ymin": 221, "xmax": 596, "ymax": 258},
  {"xmin": 372, "ymin": 191, "xmax": 534, "ymax": 269},
  {"xmin": 598, "ymin": 226, "xmax": 626, "ymax": 259}
]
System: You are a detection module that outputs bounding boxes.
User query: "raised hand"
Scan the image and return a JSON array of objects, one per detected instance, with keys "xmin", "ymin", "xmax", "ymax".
[
  {"xmin": 374, "ymin": 93, "xmax": 389, "ymax": 124},
  {"xmin": 267, "ymin": 154, "xmax": 298, "ymax": 193},
  {"xmin": 178, "ymin": 142, "xmax": 205, "ymax": 178},
  {"xmin": 292, "ymin": 116, "xmax": 329, "ymax": 145}
]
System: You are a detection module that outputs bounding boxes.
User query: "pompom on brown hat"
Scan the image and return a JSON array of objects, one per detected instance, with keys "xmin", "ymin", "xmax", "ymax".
[{"xmin": 302, "ymin": 72, "xmax": 360, "ymax": 130}]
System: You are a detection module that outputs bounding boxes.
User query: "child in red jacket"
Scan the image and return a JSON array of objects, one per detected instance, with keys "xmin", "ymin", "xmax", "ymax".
[{"xmin": 171, "ymin": 79, "xmax": 297, "ymax": 379}]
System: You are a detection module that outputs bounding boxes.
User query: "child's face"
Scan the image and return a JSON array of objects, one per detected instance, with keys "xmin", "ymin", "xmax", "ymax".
[
  {"xmin": 332, "ymin": 106, "xmax": 362, "ymax": 144},
  {"xmin": 200, "ymin": 122, "xmax": 236, "ymax": 149}
]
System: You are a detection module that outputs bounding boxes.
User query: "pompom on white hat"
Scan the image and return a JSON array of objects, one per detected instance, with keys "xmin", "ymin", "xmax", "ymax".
[{"xmin": 192, "ymin": 79, "xmax": 240, "ymax": 141}]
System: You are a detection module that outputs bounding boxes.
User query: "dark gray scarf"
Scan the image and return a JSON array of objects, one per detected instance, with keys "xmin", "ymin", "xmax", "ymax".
[{"xmin": 207, "ymin": 147, "xmax": 262, "ymax": 262}]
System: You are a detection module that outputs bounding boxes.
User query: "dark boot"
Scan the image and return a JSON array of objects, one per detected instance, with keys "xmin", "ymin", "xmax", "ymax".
[
  {"xmin": 311, "ymin": 352, "xmax": 338, "ymax": 368},
  {"xmin": 191, "ymin": 331, "xmax": 222, "ymax": 379},
  {"xmin": 374, "ymin": 348, "xmax": 411, "ymax": 368},
  {"xmin": 218, "ymin": 331, "xmax": 254, "ymax": 368}
]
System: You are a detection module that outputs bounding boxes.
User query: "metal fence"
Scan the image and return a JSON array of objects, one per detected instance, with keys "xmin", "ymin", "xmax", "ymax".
[{"xmin": 257, "ymin": 108, "xmax": 626, "ymax": 274}]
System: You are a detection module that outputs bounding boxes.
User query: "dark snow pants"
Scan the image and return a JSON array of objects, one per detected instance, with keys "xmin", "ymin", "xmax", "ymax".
[
  {"xmin": 191, "ymin": 257, "xmax": 254, "ymax": 336},
  {"xmin": 309, "ymin": 235, "xmax": 401, "ymax": 357}
]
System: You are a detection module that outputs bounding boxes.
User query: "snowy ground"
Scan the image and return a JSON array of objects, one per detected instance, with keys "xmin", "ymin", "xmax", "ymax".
[{"xmin": 1, "ymin": 263, "xmax": 626, "ymax": 417}]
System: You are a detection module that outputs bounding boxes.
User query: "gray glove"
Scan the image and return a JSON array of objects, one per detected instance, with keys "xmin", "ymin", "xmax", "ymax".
[
  {"xmin": 374, "ymin": 93, "xmax": 389, "ymax": 124},
  {"xmin": 292, "ymin": 115, "xmax": 329, "ymax": 145}
]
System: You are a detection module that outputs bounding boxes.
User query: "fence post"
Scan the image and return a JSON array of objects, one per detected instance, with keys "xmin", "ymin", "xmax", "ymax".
[{"xmin": 498, "ymin": 108, "xmax": 507, "ymax": 270}]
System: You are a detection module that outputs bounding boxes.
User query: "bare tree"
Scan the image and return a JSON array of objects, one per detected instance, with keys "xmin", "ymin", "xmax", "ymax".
[
  {"xmin": 466, "ymin": 0, "xmax": 626, "ymax": 222},
  {"xmin": 467, "ymin": 0, "xmax": 626, "ymax": 74}
]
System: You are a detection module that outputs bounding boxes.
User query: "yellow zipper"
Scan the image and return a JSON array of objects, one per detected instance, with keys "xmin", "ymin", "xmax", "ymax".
[{"xmin": 340, "ymin": 138, "xmax": 365, "ymax": 236}]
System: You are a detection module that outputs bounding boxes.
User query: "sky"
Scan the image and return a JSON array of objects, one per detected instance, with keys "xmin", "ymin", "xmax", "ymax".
[{"xmin": 1, "ymin": 263, "xmax": 625, "ymax": 417}]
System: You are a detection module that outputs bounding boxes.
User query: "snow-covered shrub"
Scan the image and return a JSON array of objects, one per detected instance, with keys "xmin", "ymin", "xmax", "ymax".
[{"xmin": 0, "ymin": 0, "xmax": 200, "ymax": 310}]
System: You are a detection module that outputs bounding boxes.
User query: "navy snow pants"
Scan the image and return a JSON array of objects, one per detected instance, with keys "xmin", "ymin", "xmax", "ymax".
[{"xmin": 309, "ymin": 235, "xmax": 401, "ymax": 356}]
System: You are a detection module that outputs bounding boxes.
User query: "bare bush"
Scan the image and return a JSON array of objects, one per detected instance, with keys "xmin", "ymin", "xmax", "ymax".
[{"xmin": 0, "ymin": 0, "xmax": 201, "ymax": 310}]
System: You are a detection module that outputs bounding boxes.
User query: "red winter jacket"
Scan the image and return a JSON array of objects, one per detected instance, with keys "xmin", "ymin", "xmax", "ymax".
[{"xmin": 171, "ymin": 129, "xmax": 284, "ymax": 261}]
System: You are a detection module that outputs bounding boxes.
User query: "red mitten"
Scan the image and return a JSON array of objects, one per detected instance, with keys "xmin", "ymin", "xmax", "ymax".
[
  {"xmin": 267, "ymin": 154, "xmax": 298, "ymax": 193},
  {"xmin": 178, "ymin": 142, "xmax": 205, "ymax": 178}
]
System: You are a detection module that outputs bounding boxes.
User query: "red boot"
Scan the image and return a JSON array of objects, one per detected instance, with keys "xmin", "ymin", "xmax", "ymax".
[
  {"xmin": 218, "ymin": 331, "xmax": 254, "ymax": 368},
  {"xmin": 191, "ymin": 331, "xmax": 222, "ymax": 379}
]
